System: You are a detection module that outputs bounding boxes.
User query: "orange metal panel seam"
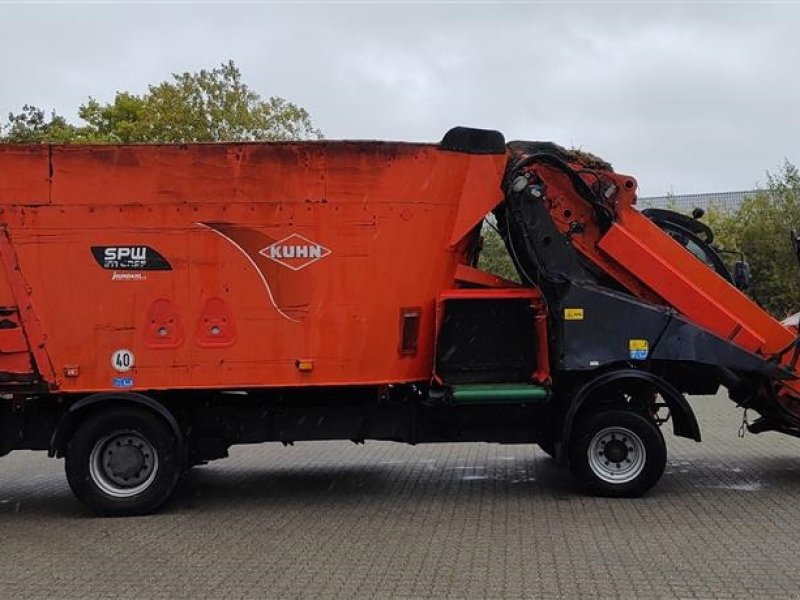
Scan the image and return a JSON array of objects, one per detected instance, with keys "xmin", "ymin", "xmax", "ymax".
[{"xmin": 0, "ymin": 227, "xmax": 58, "ymax": 386}]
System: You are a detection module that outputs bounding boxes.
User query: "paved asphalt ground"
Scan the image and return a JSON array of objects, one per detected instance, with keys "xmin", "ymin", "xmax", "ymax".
[{"xmin": 3, "ymin": 393, "xmax": 800, "ymax": 599}]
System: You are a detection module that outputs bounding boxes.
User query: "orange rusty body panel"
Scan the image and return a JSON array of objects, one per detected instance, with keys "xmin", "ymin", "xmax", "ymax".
[
  {"xmin": 0, "ymin": 146, "xmax": 50, "ymax": 206},
  {"xmin": 0, "ymin": 142, "xmax": 507, "ymax": 393}
]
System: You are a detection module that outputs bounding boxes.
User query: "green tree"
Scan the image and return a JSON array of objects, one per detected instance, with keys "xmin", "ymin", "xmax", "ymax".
[
  {"xmin": 707, "ymin": 161, "xmax": 800, "ymax": 317},
  {"xmin": 478, "ymin": 224, "xmax": 520, "ymax": 282},
  {"xmin": 3, "ymin": 105, "xmax": 83, "ymax": 143},
  {"xmin": 2, "ymin": 61, "xmax": 320, "ymax": 143}
]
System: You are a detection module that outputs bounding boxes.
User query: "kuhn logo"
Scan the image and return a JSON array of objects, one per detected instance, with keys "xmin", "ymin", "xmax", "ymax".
[{"xmin": 260, "ymin": 234, "xmax": 331, "ymax": 271}]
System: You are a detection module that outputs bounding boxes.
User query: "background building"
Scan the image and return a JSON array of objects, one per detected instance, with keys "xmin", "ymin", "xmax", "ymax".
[{"xmin": 638, "ymin": 190, "xmax": 758, "ymax": 212}]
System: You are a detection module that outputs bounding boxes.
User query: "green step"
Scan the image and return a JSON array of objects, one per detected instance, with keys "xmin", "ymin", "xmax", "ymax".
[{"xmin": 450, "ymin": 383, "xmax": 549, "ymax": 405}]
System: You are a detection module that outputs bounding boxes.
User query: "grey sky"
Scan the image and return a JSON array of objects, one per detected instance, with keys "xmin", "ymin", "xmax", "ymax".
[{"xmin": 2, "ymin": 2, "xmax": 798, "ymax": 196}]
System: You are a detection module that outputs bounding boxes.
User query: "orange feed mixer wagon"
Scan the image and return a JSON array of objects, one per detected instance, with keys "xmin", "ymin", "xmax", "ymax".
[
  {"xmin": 0, "ymin": 135, "xmax": 514, "ymax": 392},
  {"xmin": 0, "ymin": 126, "xmax": 798, "ymax": 515}
]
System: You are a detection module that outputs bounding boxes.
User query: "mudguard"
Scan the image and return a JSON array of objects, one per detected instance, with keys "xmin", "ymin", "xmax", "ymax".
[
  {"xmin": 49, "ymin": 392, "xmax": 184, "ymax": 457},
  {"xmin": 562, "ymin": 369, "xmax": 702, "ymax": 449}
]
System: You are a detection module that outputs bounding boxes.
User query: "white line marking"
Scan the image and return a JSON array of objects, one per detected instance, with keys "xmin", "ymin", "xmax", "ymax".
[{"xmin": 195, "ymin": 222, "xmax": 299, "ymax": 323}]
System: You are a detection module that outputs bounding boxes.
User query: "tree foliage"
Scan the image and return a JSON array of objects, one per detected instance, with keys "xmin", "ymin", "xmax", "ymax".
[
  {"xmin": 4, "ymin": 105, "xmax": 84, "ymax": 143},
  {"xmin": 707, "ymin": 161, "xmax": 800, "ymax": 317},
  {"xmin": 2, "ymin": 61, "xmax": 320, "ymax": 144},
  {"xmin": 477, "ymin": 224, "xmax": 520, "ymax": 282}
]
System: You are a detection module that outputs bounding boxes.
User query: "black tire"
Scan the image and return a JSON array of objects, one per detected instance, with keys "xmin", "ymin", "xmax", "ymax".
[
  {"xmin": 65, "ymin": 406, "xmax": 182, "ymax": 516},
  {"xmin": 569, "ymin": 409, "xmax": 666, "ymax": 498}
]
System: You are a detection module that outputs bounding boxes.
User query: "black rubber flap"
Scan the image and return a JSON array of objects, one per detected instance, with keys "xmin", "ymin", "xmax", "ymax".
[{"xmin": 441, "ymin": 126, "xmax": 506, "ymax": 155}]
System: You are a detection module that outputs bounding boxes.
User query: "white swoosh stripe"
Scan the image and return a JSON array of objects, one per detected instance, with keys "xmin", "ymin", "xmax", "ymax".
[{"xmin": 195, "ymin": 222, "xmax": 299, "ymax": 323}]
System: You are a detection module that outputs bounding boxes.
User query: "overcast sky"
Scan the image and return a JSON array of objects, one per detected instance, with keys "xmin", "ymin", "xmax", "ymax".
[{"xmin": 2, "ymin": 1, "xmax": 798, "ymax": 196}]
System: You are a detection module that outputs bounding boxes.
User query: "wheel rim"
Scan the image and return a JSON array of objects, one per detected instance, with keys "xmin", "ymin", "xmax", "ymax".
[
  {"xmin": 587, "ymin": 426, "xmax": 646, "ymax": 484},
  {"xmin": 89, "ymin": 430, "xmax": 159, "ymax": 498}
]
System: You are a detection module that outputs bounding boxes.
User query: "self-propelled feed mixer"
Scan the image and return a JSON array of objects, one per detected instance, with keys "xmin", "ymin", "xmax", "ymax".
[{"xmin": 0, "ymin": 127, "xmax": 797, "ymax": 515}]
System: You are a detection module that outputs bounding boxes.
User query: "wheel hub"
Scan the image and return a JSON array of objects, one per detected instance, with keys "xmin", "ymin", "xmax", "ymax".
[
  {"xmin": 89, "ymin": 431, "xmax": 160, "ymax": 498},
  {"xmin": 104, "ymin": 438, "xmax": 151, "ymax": 485},
  {"xmin": 587, "ymin": 426, "xmax": 646, "ymax": 484},
  {"xmin": 602, "ymin": 438, "xmax": 629, "ymax": 464}
]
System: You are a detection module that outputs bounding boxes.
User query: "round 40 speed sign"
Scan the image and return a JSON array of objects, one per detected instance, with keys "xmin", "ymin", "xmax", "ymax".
[{"xmin": 111, "ymin": 349, "xmax": 135, "ymax": 373}]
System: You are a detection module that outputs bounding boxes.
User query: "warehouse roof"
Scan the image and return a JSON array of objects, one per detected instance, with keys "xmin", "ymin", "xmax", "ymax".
[{"xmin": 638, "ymin": 190, "xmax": 759, "ymax": 212}]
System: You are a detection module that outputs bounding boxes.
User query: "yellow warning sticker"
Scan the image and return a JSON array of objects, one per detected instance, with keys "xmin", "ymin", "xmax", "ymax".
[
  {"xmin": 564, "ymin": 308, "xmax": 584, "ymax": 320},
  {"xmin": 629, "ymin": 339, "xmax": 649, "ymax": 360}
]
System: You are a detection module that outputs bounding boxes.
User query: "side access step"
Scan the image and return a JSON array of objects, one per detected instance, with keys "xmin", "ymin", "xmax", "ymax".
[{"xmin": 450, "ymin": 383, "xmax": 549, "ymax": 405}]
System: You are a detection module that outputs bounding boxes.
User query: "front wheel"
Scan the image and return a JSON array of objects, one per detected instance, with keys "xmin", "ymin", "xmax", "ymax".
[
  {"xmin": 65, "ymin": 407, "xmax": 182, "ymax": 516},
  {"xmin": 569, "ymin": 409, "xmax": 666, "ymax": 498}
]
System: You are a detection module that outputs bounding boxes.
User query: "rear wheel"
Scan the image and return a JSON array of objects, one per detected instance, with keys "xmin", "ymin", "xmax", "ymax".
[
  {"xmin": 569, "ymin": 409, "xmax": 666, "ymax": 497},
  {"xmin": 65, "ymin": 407, "xmax": 182, "ymax": 516}
]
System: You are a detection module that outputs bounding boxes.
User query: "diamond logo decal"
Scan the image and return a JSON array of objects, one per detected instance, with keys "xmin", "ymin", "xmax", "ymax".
[{"xmin": 260, "ymin": 234, "xmax": 332, "ymax": 271}]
